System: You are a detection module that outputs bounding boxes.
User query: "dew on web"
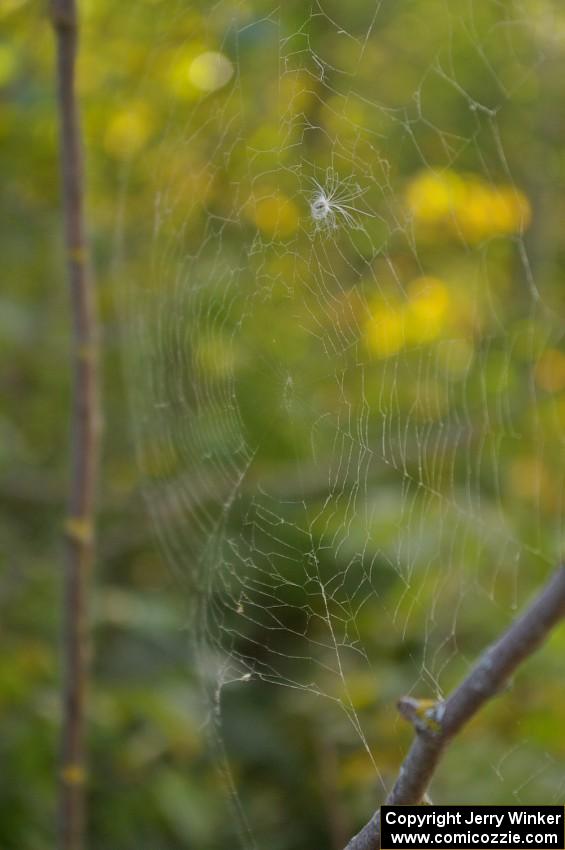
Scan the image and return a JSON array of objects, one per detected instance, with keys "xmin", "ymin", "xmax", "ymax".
[{"xmin": 117, "ymin": 0, "xmax": 565, "ymax": 844}]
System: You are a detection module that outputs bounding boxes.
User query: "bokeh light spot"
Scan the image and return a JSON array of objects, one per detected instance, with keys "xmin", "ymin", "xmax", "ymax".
[{"xmin": 189, "ymin": 51, "xmax": 234, "ymax": 93}]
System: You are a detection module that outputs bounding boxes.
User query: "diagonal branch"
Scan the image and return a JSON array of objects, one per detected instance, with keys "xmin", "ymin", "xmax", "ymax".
[
  {"xmin": 345, "ymin": 566, "xmax": 565, "ymax": 850},
  {"xmin": 51, "ymin": 1, "xmax": 101, "ymax": 849}
]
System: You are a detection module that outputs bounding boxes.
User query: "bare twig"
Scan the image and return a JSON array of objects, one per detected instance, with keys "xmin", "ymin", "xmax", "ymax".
[
  {"xmin": 51, "ymin": 1, "xmax": 100, "ymax": 848},
  {"xmin": 345, "ymin": 566, "xmax": 565, "ymax": 850}
]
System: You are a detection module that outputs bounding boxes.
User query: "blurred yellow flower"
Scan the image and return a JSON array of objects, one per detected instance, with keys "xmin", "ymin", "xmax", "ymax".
[
  {"xmin": 458, "ymin": 180, "xmax": 496, "ymax": 241},
  {"xmin": 366, "ymin": 276, "xmax": 453, "ymax": 358},
  {"xmin": 405, "ymin": 169, "xmax": 531, "ymax": 242},
  {"xmin": 459, "ymin": 182, "xmax": 530, "ymax": 240},
  {"xmin": 365, "ymin": 304, "xmax": 405, "ymax": 358},
  {"xmin": 405, "ymin": 170, "xmax": 464, "ymax": 223},
  {"xmin": 489, "ymin": 187, "xmax": 531, "ymax": 233},
  {"xmin": 407, "ymin": 276, "xmax": 450, "ymax": 343}
]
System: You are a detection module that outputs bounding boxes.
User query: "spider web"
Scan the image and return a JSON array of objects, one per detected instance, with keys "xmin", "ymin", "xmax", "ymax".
[{"xmin": 117, "ymin": 0, "xmax": 565, "ymax": 845}]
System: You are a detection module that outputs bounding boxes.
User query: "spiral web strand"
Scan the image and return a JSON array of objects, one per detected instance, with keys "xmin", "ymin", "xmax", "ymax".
[{"xmin": 120, "ymin": 1, "xmax": 564, "ymax": 845}]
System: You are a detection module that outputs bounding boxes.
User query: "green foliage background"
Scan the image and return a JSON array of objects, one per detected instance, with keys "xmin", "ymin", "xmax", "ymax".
[{"xmin": 1, "ymin": 1, "xmax": 564, "ymax": 848}]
